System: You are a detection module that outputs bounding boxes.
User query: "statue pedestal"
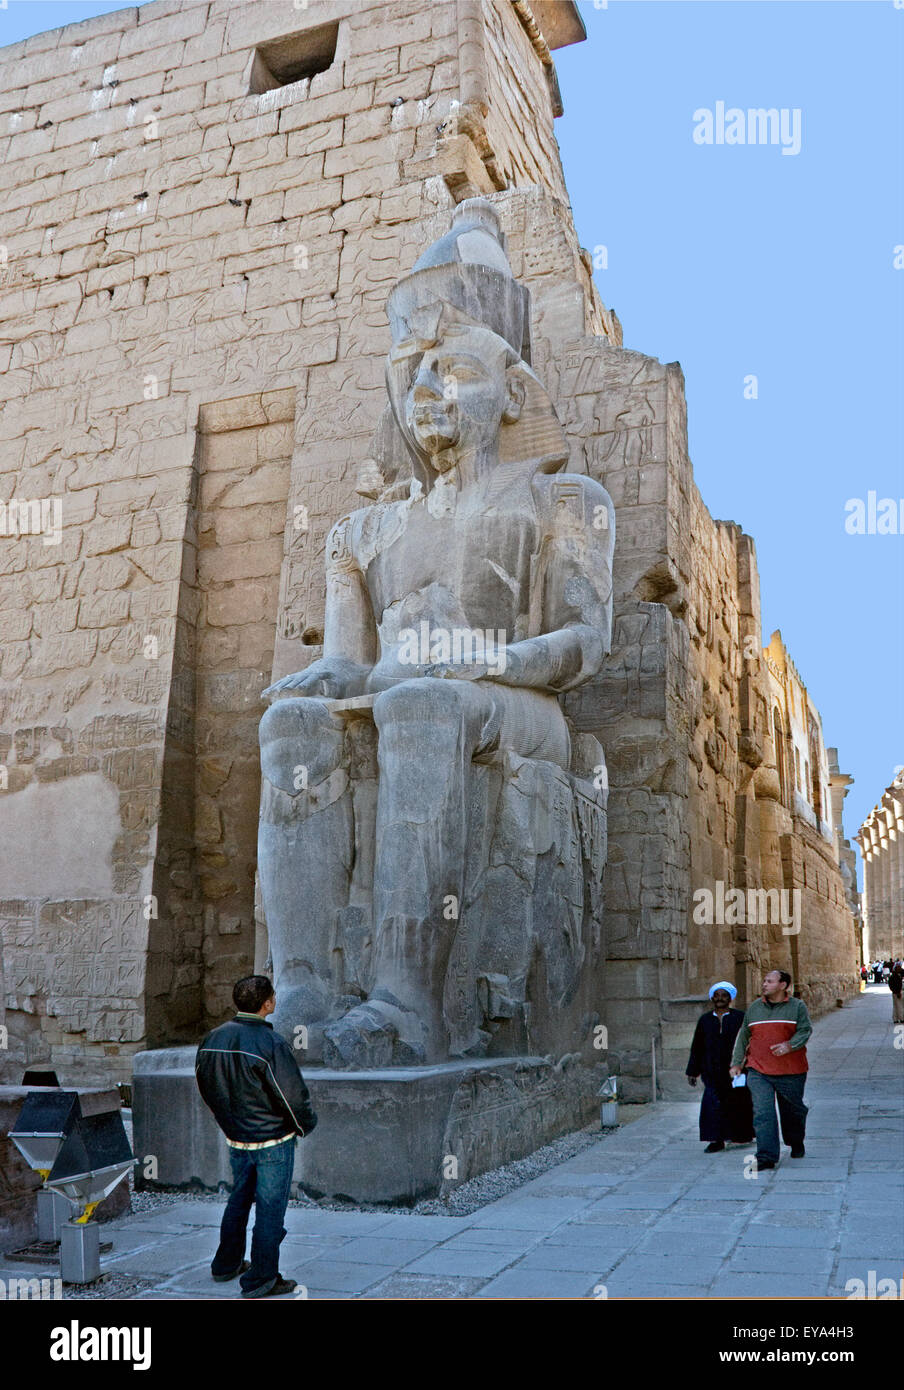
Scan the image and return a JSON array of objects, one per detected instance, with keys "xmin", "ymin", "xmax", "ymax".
[{"xmin": 133, "ymin": 1048, "xmax": 604, "ymax": 1205}]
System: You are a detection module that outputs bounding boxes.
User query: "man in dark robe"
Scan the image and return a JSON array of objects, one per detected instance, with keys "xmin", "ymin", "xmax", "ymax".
[{"xmin": 686, "ymin": 981, "xmax": 754, "ymax": 1152}]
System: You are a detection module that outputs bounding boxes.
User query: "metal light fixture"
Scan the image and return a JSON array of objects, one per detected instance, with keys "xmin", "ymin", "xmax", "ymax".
[
  {"xmin": 8, "ymin": 1090, "xmax": 80, "ymax": 1242},
  {"xmin": 45, "ymin": 1111, "xmax": 134, "ymax": 1217},
  {"xmin": 45, "ymin": 1110, "xmax": 134, "ymax": 1284},
  {"xmin": 9, "ymin": 1091, "xmax": 134, "ymax": 1283}
]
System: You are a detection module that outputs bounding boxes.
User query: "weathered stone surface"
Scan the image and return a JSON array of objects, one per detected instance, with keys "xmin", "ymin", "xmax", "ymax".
[{"xmin": 257, "ymin": 197, "xmax": 613, "ymax": 1077}]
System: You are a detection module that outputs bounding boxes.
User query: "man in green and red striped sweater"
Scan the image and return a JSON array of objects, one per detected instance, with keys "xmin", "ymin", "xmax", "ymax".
[{"xmin": 729, "ymin": 969, "xmax": 812, "ymax": 1170}]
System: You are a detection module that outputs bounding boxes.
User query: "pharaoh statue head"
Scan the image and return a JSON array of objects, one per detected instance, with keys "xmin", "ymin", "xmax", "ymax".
[{"xmin": 360, "ymin": 198, "xmax": 571, "ymax": 498}]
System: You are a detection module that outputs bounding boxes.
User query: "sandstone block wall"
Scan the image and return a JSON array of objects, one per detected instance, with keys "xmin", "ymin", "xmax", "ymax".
[{"xmin": 543, "ymin": 336, "xmax": 858, "ymax": 1090}]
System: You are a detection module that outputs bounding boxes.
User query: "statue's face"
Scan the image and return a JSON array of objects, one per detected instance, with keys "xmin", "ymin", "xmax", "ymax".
[{"xmin": 389, "ymin": 327, "xmax": 521, "ymax": 471}]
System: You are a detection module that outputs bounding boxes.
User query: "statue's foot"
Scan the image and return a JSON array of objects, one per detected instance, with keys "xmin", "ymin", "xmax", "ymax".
[
  {"xmin": 322, "ymin": 998, "xmax": 426, "ymax": 1069},
  {"xmin": 271, "ymin": 979, "xmax": 331, "ymax": 1062}
]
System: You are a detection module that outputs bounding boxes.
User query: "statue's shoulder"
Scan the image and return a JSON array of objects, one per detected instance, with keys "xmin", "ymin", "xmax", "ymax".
[
  {"xmin": 531, "ymin": 470, "xmax": 614, "ymax": 531},
  {"xmin": 326, "ymin": 498, "xmax": 406, "ymax": 574}
]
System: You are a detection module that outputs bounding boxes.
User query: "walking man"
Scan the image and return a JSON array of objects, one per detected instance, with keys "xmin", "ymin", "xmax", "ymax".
[
  {"xmin": 686, "ymin": 981, "xmax": 754, "ymax": 1152},
  {"xmin": 729, "ymin": 969, "xmax": 812, "ymax": 1170},
  {"xmin": 196, "ymin": 975, "xmax": 318, "ymax": 1298}
]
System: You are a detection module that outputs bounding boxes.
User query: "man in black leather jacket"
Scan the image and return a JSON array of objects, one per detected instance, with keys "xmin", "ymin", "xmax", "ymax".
[{"xmin": 196, "ymin": 975, "xmax": 317, "ymax": 1298}]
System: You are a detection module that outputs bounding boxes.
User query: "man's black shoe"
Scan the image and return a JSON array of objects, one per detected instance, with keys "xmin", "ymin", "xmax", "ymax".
[
  {"xmin": 212, "ymin": 1260, "xmax": 250, "ymax": 1283},
  {"xmin": 755, "ymin": 1157, "xmax": 776, "ymax": 1169},
  {"xmin": 790, "ymin": 1145, "xmax": 805, "ymax": 1158},
  {"xmin": 704, "ymin": 1141, "xmax": 725, "ymax": 1153},
  {"xmin": 241, "ymin": 1276, "xmax": 297, "ymax": 1299}
]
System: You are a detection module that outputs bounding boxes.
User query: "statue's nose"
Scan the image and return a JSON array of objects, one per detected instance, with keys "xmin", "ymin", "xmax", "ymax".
[{"xmin": 412, "ymin": 364, "xmax": 443, "ymax": 400}]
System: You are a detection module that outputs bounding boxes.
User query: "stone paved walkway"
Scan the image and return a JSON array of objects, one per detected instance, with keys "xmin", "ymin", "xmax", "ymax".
[{"xmin": 4, "ymin": 986, "xmax": 901, "ymax": 1299}]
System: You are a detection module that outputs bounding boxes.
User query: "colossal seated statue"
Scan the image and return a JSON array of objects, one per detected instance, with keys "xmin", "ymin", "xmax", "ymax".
[{"xmin": 258, "ymin": 198, "xmax": 614, "ymax": 1070}]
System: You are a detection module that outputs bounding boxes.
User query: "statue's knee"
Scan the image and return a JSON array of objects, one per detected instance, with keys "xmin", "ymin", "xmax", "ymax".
[
  {"xmin": 259, "ymin": 698, "xmax": 343, "ymax": 792},
  {"xmin": 374, "ymin": 678, "xmax": 476, "ymax": 733}
]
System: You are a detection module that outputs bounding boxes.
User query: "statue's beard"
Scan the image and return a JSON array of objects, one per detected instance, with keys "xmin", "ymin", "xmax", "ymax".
[{"xmin": 409, "ymin": 402, "xmax": 460, "ymax": 458}]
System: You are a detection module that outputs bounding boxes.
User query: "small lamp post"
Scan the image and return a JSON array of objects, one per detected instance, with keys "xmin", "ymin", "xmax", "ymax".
[
  {"xmin": 45, "ymin": 1111, "xmax": 134, "ymax": 1284},
  {"xmin": 9, "ymin": 1092, "xmax": 133, "ymax": 1283},
  {"xmin": 599, "ymin": 1075, "xmax": 618, "ymax": 1128}
]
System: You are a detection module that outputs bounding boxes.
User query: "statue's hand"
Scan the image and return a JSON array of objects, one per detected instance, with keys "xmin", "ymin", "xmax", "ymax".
[{"xmin": 262, "ymin": 658, "xmax": 369, "ymax": 701}]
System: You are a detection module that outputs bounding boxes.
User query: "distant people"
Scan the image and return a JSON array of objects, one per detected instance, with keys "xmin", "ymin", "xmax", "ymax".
[
  {"xmin": 686, "ymin": 981, "xmax": 754, "ymax": 1152},
  {"xmin": 860, "ymin": 964, "xmax": 868, "ymax": 983},
  {"xmin": 729, "ymin": 969, "xmax": 812, "ymax": 1170},
  {"xmin": 889, "ymin": 960, "xmax": 904, "ymax": 1024},
  {"xmin": 196, "ymin": 975, "xmax": 318, "ymax": 1299}
]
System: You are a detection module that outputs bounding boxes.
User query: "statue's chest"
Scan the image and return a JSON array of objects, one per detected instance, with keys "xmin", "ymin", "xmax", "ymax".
[{"xmin": 363, "ymin": 500, "xmax": 538, "ymax": 612}]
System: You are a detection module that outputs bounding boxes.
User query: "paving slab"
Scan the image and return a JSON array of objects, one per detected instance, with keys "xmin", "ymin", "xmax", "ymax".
[
  {"xmin": 475, "ymin": 1267, "xmax": 600, "ymax": 1298},
  {"xmin": 101, "ymin": 1235, "xmax": 219, "ymax": 1275},
  {"xmin": 367, "ymin": 1214, "xmax": 475, "ymax": 1238},
  {"xmin": 514, "ymin": 1245, "xmax": 622, "ymax": 1274},
  {"xmin": 584, "ymin": 1192, "xmax": 682, "ymax": 1211},
  {"xmin": 156, "ymin": 1265, "xmax": 247, "ymax": 1297},
  {"xmin": 362, "ymin": 1273, "xmax": 484, "ymax": 1298},
  {"xmin": 829, "ymin": 1259, "xmax": 904, "ymax": 1293},
  {"xmin": 707, "ymin": 1273, "xmax": 829, "ymax": 1297},
  {"xmin": 835, "ymin": 1233, "xmax": 904, "ymax": 1259},
  {"xmin": 633, "ymin": 1230, "xmax": 735, "ymax": 1256},
  {"xmin": 726, "ymin": 1245, "xmax": 835, "ymax": 1274},
  {"xmin": 733, "ymin": 1225, "xmax": 839, "ymax": 1249},
  {"xmin": 281, "ymin": 1209, "xmax": 396, "ymax": 1236},
  {"xmin": 322, "ymin": 1235, "xmax": 438, "ymax": 1266},
  {"xmin": 466, "ymin": 1204, "xmax": 581, "ymax": 1231},
  {"xmin": 607, "ymin": 1255, "xmax": 726, "ymax": 1286},
  {"xmin": 292, "ymin": 1259, "xmax": 397, "ymax": 1294},
  {"xmin": 578, "ymin": 1209, "xmax": 659, "ymax": 1227},
  {"xmin": 436, "ymin": 1228, "xmax": 543, "ymax": 1251},
  {"xmin": 405, "ymin": 1246, "xmax": 518, "ymax": 1278},
  {"xmin": 609, "ymin": 1285, "xmax": 712, "ymax": 1299}
]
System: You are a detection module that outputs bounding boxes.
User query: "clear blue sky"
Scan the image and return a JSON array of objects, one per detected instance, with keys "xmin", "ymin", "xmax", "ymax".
[
  {"xmin": 557, "ymin": 0, "xmax": 902, "ymax": 853},
  {"xmin": 3, "ymin": 0, "xmax": 901, "ymax": 857}
]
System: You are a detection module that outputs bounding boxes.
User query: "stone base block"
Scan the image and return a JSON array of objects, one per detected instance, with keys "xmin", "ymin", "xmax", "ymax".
[{"xmin": 133, "ymin": 1048, "xmax": 604, "ymax": 1205}]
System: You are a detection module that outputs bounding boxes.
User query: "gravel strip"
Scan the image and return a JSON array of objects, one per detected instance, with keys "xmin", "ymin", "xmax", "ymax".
[
  {"xmin": 63, "ymin": 1273, "xmax": 157, "ymax": 1301},
  {"xmin": 126, "ymin": 1120, "xmax": 624, "ymax": 1218}
]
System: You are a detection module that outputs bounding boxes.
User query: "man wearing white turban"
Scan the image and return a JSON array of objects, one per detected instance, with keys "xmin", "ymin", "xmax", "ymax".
[{"xmin": 686, "ymin": 982, "xmax": 754, "ymax": 1152}]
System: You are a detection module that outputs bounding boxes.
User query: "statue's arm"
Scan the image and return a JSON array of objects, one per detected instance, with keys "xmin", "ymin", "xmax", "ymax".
[
  {"xmin": 491, "ymin": 475, "xmax": 614, "ymax": 694},
  {"xmin": 262, "ymin": 515, "xmax": 376, "ymax": 699},
  {"xmin": 321, "ymin": 516, "xmax": 377, "ymax": 667}
]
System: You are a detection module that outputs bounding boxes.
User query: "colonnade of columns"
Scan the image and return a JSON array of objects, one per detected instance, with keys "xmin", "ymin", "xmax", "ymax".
[{"xmin": 857, "ymin": 772, "xmax": 904, "ymax": 960}]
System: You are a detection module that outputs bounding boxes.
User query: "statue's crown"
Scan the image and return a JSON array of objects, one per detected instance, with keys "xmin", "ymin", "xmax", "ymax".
[{"xmin": 387, "ymin": 198, "xmax": 531, "ymax": 362}]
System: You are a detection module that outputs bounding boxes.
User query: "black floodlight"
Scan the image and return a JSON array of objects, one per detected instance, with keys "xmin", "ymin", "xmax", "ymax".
[
  {"xmin": 8, "ymin": 1090, "xmax": 80, "ymax": 1175},
  {"xmin": 45, "ymin": 1111, "xmax": 134, "ymax": 1218}
]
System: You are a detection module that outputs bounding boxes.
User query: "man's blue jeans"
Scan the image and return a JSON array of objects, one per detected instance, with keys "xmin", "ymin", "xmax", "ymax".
[
  {"xmin": 212, "ymin": 1137, "xmax": 296, "ymax": 1295},
  {"xmin": 746, "ymin": 1068, "xmax": 808, "ymax": 1163}
]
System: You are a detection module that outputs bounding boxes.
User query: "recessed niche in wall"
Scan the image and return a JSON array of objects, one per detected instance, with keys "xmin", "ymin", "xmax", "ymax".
[{"xmin": 248, "ymin": 21, "xmax": 340, "ymax": 94}]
